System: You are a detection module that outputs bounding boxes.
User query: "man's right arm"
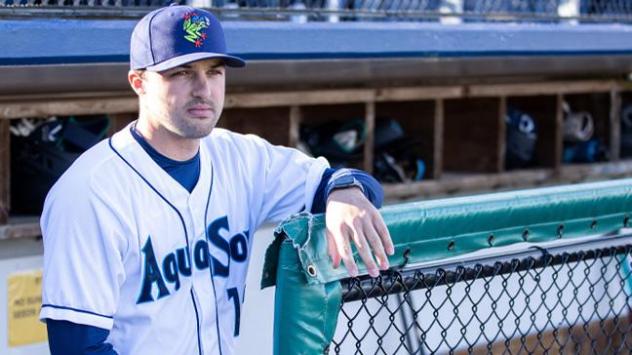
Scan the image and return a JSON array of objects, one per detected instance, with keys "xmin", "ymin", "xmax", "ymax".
[
  {"xmin": 40, "ymin": 168, "xmax": 128, "ymax": 350},
  {"xmin": 47, "ymin": 319, "xmax": 118, "ymax": 355}
]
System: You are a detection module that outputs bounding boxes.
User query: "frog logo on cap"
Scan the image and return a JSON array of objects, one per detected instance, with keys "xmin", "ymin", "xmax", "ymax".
[{"xmin": 183, "ymin": 12, "xmax": 210, "ymax": 48}]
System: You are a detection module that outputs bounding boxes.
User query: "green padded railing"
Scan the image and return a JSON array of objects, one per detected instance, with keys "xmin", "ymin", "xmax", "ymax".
[{"xmin": 261, "ymin": 178, "xmax": 632, "ymax": 355}]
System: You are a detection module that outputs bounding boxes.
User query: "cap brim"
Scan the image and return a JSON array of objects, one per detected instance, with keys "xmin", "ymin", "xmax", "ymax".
[{"xmin": 146, "ymin": 52, "xmax": 246, "ymax": 72}]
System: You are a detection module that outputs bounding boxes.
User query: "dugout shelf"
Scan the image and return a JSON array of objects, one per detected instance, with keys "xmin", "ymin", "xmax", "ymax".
[
  {"xmin": 296, "ymin": 103, "xmax": 369, "ymax": 171},
  {"xmin": 0, "ymin": 216, "xmax": 40, "ymax": 241},
  {"xmin": 375, "ymin": 100, "xmax": 441, "ymax": 180},
  {"xmin": 1, "ymin": 79, "xmax": 630, "ymax": 237},
  {"xmin": 505, "ymin": 95, "xmax": 560, "ymax": 171},
  {"xmin": 561, "ymin": 92, "xmax": 615, "ymax": 165},
  {"xmin": 443, "ymin": 97, "xmax": 505, "ymax": 174}
]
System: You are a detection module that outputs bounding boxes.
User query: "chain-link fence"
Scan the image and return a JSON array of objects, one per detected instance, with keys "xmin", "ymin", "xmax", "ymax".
[
  {"xmin": 2, "ymin": 0, "xmax": 632, "ymax": 22},
  {"xmin": 329, "ymin": 236, "xmax": 632, "ymax": 354}
]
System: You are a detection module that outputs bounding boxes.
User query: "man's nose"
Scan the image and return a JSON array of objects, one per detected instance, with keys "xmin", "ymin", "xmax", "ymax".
[{"xmin": 191, "ymin": 73, "xmax": 212, "ymax": 99}]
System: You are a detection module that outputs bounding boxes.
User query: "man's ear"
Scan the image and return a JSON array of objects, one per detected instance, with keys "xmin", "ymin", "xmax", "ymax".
[{"xmin": 128, "ymin": 70, "xmax": 145, "ymax": 95}]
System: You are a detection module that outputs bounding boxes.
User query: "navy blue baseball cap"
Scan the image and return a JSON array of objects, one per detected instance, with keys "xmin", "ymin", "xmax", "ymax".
[{"xmin": 130, "ymin": 5, "xmax": 245, "ymax": 72}]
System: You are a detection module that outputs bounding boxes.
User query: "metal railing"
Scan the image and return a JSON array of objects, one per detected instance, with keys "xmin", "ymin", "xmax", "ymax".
[
  {"xmin": 330, "ymin": 234, "xmax": 632, "ymax": 354},
  {"xmin": 2, "ymin": 0, "xmax": 632, "ymax": 22}
]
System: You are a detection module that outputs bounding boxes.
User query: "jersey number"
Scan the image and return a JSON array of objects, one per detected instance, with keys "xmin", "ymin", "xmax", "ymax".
[
  {"xmin": 227, "ymin": 287, "xmax": 241, "ymax": 336},
  {"xmin": 206, "ymin": 217, "xmax": 247, "ymax": 337}
]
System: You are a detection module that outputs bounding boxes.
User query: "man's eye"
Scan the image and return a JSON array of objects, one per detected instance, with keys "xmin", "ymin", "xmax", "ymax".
[
  {"xmin": 171, "ymin": 71, "xmax": 189, "ymax": 77},
  {"xmin": 209, "ymin": 69, "xmax": 224, "ymax": 77}
]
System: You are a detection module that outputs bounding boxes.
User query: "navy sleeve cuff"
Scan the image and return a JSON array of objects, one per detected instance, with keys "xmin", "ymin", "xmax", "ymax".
[
  {"xmin": 311, "ymin": 168, "xmax": 384, "ymax": 214},
  {"xmin": 47, "ymin": 319, "xmax": 118, "ymax": 355}
]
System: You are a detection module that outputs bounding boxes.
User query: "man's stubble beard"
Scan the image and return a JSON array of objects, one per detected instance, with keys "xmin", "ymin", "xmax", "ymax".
[{"xmin": 168, "ymin": 108, "xmax": 222, "ymax": 139}]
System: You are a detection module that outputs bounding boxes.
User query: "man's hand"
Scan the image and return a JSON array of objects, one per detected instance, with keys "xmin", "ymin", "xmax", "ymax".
[{"xmin": 325, "ymin": 187, "xmax": 394, "ymax": 278}]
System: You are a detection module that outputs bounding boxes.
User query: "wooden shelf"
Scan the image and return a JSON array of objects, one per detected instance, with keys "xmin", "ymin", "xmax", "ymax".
[
  {"xmin": 0, "ymin": 216, "xmax": 41, "ymax": 241},
  {"xmin": 375, "ymin": 99, "xmax": 440, "ymax": 179},
  {"xmin": 1, "ymin": 78, "xmax": 631, "ymax": 233},
  {"xmin": 224, "ymin": 86, "xmax": 464, "ymax": 109},
  {"xmin": 468, "ymin": 80, "xmax": 619, "ymax": 98},
  {"xmin": 0, "ymin": 95, "xmax": 137, "ymax": 120},
  {"xmin": 384, "ymin": 160, "xmax": 632, "ymax": 201},
  {"xmin": 559, "ymin": 160, "xmax": 632, "ymax": 181},
  {"xmin": 383, "ymin": 168, "xmax": 555, "ymax": 200},
  {"xmin": 504, "ymin": 95, "xmax": 561, "ymax": 171},
  {"xmin": 218, "ymin": 106, "xmax": 294, "ymax": 146},
  {"xmin": 443, "ymin": 97, "xmax": 504, "ymax": 173}
]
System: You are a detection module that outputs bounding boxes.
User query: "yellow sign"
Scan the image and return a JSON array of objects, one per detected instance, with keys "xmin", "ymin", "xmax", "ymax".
[{"xmin": 7, "ymin": 270, "xmax": 47, "ymax": 347}]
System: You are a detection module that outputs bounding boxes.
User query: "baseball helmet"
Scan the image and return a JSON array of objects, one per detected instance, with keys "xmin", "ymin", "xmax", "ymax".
[
  {"xmin": 505, "ymin": 107, "xmax": 538, "ymax": 169},
  {"xmin": 11, "ymin": 115, "xmax": 109, "ymax": 214}
]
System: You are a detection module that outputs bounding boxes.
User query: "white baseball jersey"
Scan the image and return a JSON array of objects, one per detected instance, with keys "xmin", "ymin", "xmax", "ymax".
[{"xmin": 40, "ymin": 124, "xmax": 329, "ymax": 355}]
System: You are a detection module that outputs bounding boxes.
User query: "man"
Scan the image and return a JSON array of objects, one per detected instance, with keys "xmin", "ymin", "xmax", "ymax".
[{"xmin": 40, "ymin": 4, "xmax": 393, "ymax": 355}]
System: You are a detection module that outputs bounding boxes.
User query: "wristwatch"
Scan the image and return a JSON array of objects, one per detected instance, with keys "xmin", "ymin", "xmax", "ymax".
[{"xmin": 327, "ymin": 174, "xmax": 365, "ymax": 196}]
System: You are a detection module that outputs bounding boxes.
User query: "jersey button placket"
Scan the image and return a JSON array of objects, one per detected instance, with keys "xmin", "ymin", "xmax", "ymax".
[{"xmin": 185, "ymin": 207, "xmax": 206, "ymax": 355}]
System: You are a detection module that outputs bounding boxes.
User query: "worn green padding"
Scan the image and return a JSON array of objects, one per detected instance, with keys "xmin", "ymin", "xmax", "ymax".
[
  {"xmin": 263, "ymin": 178, "xmax": 632, "ymax": 355},
  {"xmin": 271, "ymin": 238, "xmax": 342, "ymax": 355}
]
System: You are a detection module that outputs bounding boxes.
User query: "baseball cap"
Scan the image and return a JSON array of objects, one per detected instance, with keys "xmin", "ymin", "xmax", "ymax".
[{"xmin": 130, "ymin": 5, "xmax": 245, "ymax": 72}]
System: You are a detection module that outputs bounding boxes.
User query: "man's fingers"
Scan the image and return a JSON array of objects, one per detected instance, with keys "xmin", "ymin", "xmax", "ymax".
[
  {"xmin": 363, "ymin": 219, "xmax": 389, "ymax": 271},
  {"xmin": 326, "ymin": 230, "xmax": 341, "ymax": 268},
  {"xmin": 331, "ymin": 225, "xmax": 358, "ymax": 277},
  {"xmin": 373, "ymin": 214, "xmax": 394, "ymax": 255},
  {"xmin": 350, "ymin": 220, "xmax": 379, "ymax": 278},
  {"xmin": 340, "ymin": 246, "xmax": 358, "ymax": 278}
]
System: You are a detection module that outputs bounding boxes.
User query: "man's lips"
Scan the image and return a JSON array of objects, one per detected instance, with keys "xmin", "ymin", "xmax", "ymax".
[{"xmin": 187, "ymin": 105, "xmax": 214, "ymax": 118}]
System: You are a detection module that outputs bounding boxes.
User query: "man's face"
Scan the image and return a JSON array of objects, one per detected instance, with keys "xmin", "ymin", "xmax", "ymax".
[{"xmin": 139, "ymin": 58, "xmax": 226, "ymax": 139}]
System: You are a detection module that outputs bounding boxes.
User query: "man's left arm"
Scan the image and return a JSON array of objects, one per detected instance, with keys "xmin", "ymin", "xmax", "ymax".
[
  {"xmin": 241, "ymin": 136, "xmax": 392, "ymax": 267},
  {"xmin": 312, "ymin": 168, "xmax": 394, "ymax": 278}
]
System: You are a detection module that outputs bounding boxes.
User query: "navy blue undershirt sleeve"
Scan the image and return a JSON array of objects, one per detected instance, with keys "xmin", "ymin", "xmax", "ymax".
[
  {"xmin": 130, "ymin": 125, "xmax": 200, "ymax": 193},
  {"xmin": 311, "ymin": 168, "xmax": 384, "ymax": 214},
  {"xmin": 47, "ymin": 319, "xmax": 118, "ymax": 355}
]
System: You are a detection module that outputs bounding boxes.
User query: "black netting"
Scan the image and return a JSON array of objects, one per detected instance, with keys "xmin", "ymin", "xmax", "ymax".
[
  {"xmin": 330, "ymin": 244, "xmax": 632, "ymax": 354},
  {"xmin": 3, "ymin": 0, "xmax": 632, "ymax": 23}
]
